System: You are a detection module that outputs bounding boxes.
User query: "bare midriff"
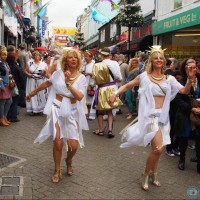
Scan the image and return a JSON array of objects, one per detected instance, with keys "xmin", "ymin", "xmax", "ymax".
[{"xmin": 153, "ymin": 96, "xmax": 165, "ymax": 109}]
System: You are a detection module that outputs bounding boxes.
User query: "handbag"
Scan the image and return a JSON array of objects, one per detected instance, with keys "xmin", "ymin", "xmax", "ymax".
[
  {"xmin": 87, "ymin": 85, "xmax": 95, "ymax": 96},
  {"xmin": 190, "ymin": 98, "xmax": 200, "ymax": 126},
  {"xmin": 9, "ymin": 78, "xmax": 16, "ymax": 89}
]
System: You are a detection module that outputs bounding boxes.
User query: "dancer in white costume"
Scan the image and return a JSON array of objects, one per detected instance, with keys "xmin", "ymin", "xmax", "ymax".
[
  {"xmin": 26, "ymin": 49, "xmax": 88, "ymax": 183},
  {"xmin": 108, "ymin": 46, "xmax": 196, "ymax": 191}
]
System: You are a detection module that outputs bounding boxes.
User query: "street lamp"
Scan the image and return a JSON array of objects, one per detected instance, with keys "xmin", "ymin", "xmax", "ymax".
[{"xmin": 115, "ymin": 0, "xmax": 143, "ymax": 60}]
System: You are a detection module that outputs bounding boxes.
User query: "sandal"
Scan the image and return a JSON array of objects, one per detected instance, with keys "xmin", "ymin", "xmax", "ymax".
[
  {"xmin": 65, "ymin": 158, "xmax": 73, "ymax": 176},
  {"xmin": 107, "ymin": 130, "xmax": 115, "ymax": 138},
  {"xmin": 52, "ymin": 168, "xmax": 62, "ymax": 183},
  {"xmin": 93, "ymin": 129, "xmax": 104, "ymax": 136}
]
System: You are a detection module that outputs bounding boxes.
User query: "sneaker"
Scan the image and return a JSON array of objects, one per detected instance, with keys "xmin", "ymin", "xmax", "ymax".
[
  {"xmin": 172, "ymin": 148, "xmax": 180, "ymax": 156},
  {"xmin": 188, "ymin": 144, "xmax": 195, "ymax": 150},
  {"xmin": 116, "ymin": 109, "xmax": 122, "ymax": 115},
  {"xmin": 165, "ymin": 150, "xmax": 175, "ymax": 157}
]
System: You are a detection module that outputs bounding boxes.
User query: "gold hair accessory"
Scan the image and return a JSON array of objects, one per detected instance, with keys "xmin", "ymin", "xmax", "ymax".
[{"xmin": 149, "ymin": 45, "xmax": 166, "ymax": 55}]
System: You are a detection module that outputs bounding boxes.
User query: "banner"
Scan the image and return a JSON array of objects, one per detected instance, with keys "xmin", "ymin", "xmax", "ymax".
[{"xmin": 52, "ymin": 27, "xmax": 76, "ymax": 35}]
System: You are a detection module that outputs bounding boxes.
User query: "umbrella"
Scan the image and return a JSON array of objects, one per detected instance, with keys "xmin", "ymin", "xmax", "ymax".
[{"xmin": 34, "ymin": 46, "xmax": 48, "ymax": 51}]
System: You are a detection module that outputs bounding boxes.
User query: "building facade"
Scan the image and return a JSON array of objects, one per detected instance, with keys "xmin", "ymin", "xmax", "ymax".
[{"xmin": 152, "ymin": 0, "xmax": 200, "ymax": 59}]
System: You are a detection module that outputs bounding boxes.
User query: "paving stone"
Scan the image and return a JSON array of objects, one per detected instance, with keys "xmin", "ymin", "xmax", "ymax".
[{"xmin": 0, "ymin": 106, "xmax": 199, "ymax": 199}]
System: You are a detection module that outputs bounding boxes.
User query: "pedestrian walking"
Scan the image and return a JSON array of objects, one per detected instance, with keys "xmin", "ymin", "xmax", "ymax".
[
  {"xmin": 26, "ymin": 49, "xmax": 88, "ymax": 183},
  {"xmin": 108, "ymin": 46, "xmax": 196, "ymax": 191}
]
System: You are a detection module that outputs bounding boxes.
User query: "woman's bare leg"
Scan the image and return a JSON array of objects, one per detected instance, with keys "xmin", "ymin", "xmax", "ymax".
[
  {"xmin": 53, "ymin": 122, "xmax": 63, "ymax": 171},
  {"xmin": 144, "ymin": 129, "xmax": 163, "ymax": 175},
  {"xmin": 66, "ymin": 139, "xmax": 79, "ymax": 175},
  {"xmin": 142, "ymin": 129, "xmax": 163, "ymax": 190}
]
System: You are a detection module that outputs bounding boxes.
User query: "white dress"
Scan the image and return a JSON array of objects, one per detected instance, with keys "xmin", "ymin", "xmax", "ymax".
[
  {"xmin": 120, "ymin": 71, "xmax": 183, "ymax": 148},
  {"xmin": 26, "ymin": 61, "xmax": 48, "ymax": 113},
  {"xmin": 82, "ymin": 60, "xmax": 95, "ymax": 106},
  {"xmin": 34, "ymin": 69, "xmax": 89, "ymax": 147}
]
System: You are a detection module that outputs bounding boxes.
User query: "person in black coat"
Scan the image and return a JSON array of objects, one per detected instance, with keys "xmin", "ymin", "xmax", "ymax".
[
  {"xmin": 0, "ymin": 60, "xmax": 6, "ymax": 89},
  {"xmin": 7, "ymin": 47, "xmax": 25, "ymax": 122},
  {"xmin": 173, "ymin": 58, "xmax": 200, "ymax": 174}
]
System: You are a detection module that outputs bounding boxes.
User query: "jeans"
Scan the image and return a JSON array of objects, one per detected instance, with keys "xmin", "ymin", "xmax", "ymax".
[
  {"xmin": 125, "ymin": 89, "xmax": 135, "ymax": 113},
  {"xmin": 0, "ymin": 98, "xmax": 12, "ymax": 117},
  {"xmin": 8, "ymin": 95, "xmax": 20, "ymax": 121}
]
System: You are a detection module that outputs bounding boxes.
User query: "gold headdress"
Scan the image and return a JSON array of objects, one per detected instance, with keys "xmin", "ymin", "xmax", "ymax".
[{"xmin": 149, "ymin": 45, "xmax": 166, "ymax": 55}]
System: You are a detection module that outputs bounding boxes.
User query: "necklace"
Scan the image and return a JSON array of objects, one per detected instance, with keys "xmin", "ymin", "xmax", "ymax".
[
  {"xmin": 69, "ymin": 72, "xmax": 78, "ymax": 81},
  {"xmin": 151, "ymin": 74, "xmax": 164, "ymax": 81}
]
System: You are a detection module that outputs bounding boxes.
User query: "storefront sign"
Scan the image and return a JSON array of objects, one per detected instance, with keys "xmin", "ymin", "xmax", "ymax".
[
  {"xmin": 52, "ymin": 27, "xmax": 76, "ymax": 35},
  {"xmin": 42, "ymin": 20, "xmax": 46, "ymax": 35},
  {"xmin": 152, "ymin": 6, "xmax": 200, "ymax": 35},
  {"xmin": 132, "ymin": 24, "xmax": 152, "ymax": 40}
]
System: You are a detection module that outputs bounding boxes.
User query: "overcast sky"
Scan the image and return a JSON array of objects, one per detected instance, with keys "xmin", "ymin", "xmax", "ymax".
[{"xmin": 43, "ymin": 0, "xmax": 91, "ymax": 29}]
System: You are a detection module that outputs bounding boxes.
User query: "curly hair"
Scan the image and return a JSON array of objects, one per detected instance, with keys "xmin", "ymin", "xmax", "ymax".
[
  {"xmin": 0, "ymin": 46, "xmax": 7, "ymax": 56},
  {"xmin": 32, "ymin": 51, "xmax": 41, "ymax": 59},
  {"xmin": 145, "ymin": 52, "xmax": 166, "ymax": 74},
  {"xmin": 60, "ymin": 49, "xmax": 82, "ymax": 72}
]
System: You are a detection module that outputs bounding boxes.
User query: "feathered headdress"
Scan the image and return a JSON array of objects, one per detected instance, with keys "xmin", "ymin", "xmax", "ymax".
[{"xmin": 149, "ymin": 45, "xmax": 166, "ymax": 55}]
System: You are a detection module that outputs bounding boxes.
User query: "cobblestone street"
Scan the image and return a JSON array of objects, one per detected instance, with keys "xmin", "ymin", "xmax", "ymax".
[{"xmin": 0, "ymin": 106, "xmax": 199, "ymax": 199}]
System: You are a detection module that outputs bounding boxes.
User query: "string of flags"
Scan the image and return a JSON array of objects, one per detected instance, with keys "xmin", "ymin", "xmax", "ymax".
[
  {"xmin": 101, "ymin": 0, "xmax": 119, "ymax": 11},
  {"xmin": 89, "ymin": 6, "xmax": 110, "ymax": 24}
]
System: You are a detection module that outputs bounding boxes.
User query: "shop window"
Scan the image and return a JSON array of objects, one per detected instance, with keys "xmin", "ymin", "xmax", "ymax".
[
  {"xmin": 110, "ymin": 24, "xmax": 116, "ymax": 38},
  {"xmin": 174, "ymin": 0, "xmax": 182, "ymax": 9},
  {"xmin": 100, "ymin": 29, "xmax": 105, "ymax": 43}
]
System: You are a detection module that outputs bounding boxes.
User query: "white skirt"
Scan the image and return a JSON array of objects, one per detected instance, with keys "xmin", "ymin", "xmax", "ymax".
[
  {"xmin": 34, "ymin": 99, "xmax": 82, "ymax": 145},
  {"xmin": 120, "ymin": 109, "xmax": 171, "ymax": 148}
]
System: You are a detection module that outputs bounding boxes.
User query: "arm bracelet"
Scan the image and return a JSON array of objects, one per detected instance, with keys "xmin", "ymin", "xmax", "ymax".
[
  {"xmin": 187, "ymin": 78, "xmax": 194, "ymax": 84},
  {"xmin": 66, "ymin": 83, "xmax": 73, "ymax": 91}
]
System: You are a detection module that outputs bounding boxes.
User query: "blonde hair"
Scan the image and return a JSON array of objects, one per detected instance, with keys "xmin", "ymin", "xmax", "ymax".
[
  {"xmin": 128, "ymin": 58, "xmax": 139, "ymax": 71},
  {"xmin": 0, "ymin": 46, "xmax": 7, "ymax": 56},
  {"xmin": 145, "ymin": 52, "xmax": 166, "ymax": 74},
  {"xmin": 32, "ymin": 51, "xmax": 41, "ymax": 59},
  {"xmin": 60, "ymin": 49, "xmax": 82, "ymax": 72}
]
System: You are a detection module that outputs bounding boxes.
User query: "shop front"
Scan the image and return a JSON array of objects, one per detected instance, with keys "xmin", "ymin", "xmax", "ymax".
[
  {"xmin": 152, "ymin": 6, "xmax": 200, "ymax": 59},
  {"xmin": 119, "ymin": 24, "xmax": 153, "ymax": 57}
]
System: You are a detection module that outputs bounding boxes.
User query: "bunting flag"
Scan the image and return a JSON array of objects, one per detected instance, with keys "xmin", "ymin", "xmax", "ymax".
[
  {"xmin": 33, "ymin": 1, "xmax": 51, "ymax": 16},
  {"xmin": 101, "ymin": 0, "xmax": 119, "ymax": 11},
  {"xmin": 38, "ymin": 6, "xmax": 47, "ymax": 18},
  {"xmin": 111, "ymin": 1, "xmax": 119, "ymax": 11},
  {"xmin": 89, "ymin": 6, "xmax": 109, "ymax": 24}
]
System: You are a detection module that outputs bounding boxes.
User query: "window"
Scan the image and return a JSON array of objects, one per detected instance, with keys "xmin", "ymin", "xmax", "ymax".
[
  {"xmin": 110, "ymin": 24, "xmax": 116, "ymax": 38},
  {"xmin": 174, "ymin": 0, "xmax": 182, "ymax": 9},
  {"xmin": 100, "ymin": 29, "xmax": 105, "ymax": 43}
]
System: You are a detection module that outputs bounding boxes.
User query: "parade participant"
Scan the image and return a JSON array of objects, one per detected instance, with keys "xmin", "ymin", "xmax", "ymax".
[
  {"xmin": 108, "ymin": 46, "xmax": 196, "ymax": 190},
  {"xmin": 24, "ymin": 51, "xmax": 48, "ymax": 115},
  {"xmin": 26, "ymin": 49, "xmax": 88, "ymax": 183},
  {"xmin": 93, "ymin": 47, "xmax": 122, "ymax": 138}
]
